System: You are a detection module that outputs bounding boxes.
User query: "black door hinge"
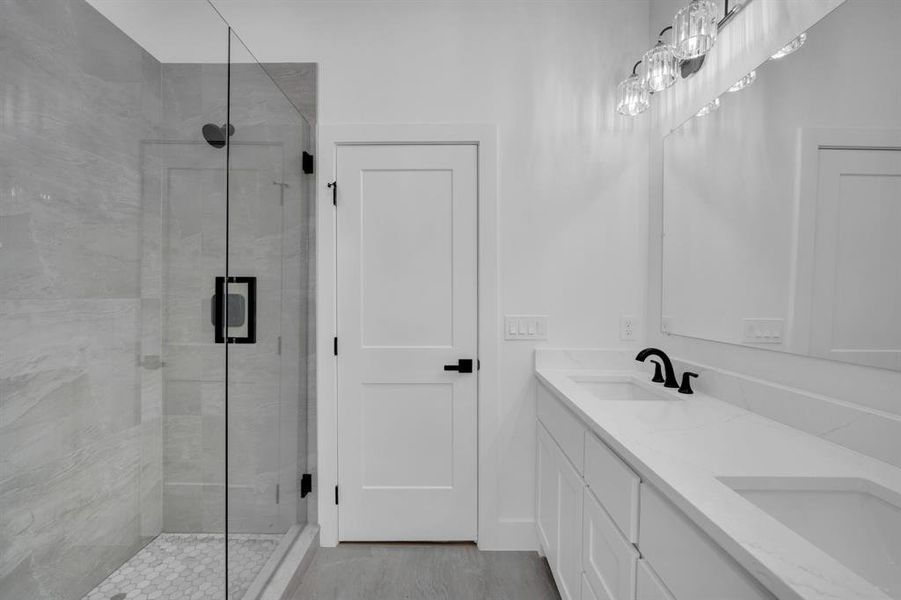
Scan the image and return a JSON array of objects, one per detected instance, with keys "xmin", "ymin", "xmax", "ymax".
[
  {"xmin": 334, "ymin": 485, "xmax": 339, "ymax": 505},
  {"xmin": 328, "ymin": 181, "xmax": 337, "ymax": 206},
  {"xmin": 333, "ymin": 337, "xmax": 338, "ymax": 356},
  {"xmin": 302, "ymin": 151, "xmax": 314, "ymax": 174},
  {"xmin": 300, "ymin": 473, "xmax": 312, "ymax": 498}
]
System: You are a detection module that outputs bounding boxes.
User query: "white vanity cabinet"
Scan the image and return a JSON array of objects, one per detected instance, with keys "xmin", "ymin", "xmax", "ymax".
[
  {"xmin": 536, "ymin": 382, "xmax": 777, "ymax": 600},
  {"xmin": 536, "ymin": 419, "xmax": 585, "ymax": 600}
]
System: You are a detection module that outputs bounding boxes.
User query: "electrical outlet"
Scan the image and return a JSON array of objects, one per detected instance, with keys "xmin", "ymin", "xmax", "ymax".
[
  {"xmin": 504, "ymin": 315, "xmax": 548, "ymax": 340},
  {"xmin": 620, "ymin": 316, "xmax": 638, "ymax": 341}
]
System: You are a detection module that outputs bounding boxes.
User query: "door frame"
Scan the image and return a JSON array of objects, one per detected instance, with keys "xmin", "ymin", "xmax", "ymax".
[
  {"xmin": 316, "ymin": 124, "xmax": 499, "ymax": 548},
  {"xmin": 788, "ymin": 128, "xmax": 901, "ymax": 357}
]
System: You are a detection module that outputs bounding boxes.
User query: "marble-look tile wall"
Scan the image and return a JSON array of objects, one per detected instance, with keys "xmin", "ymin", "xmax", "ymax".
[{"xmin": 0, "ymin": 1, "xmax": 166, "ymax": 598}]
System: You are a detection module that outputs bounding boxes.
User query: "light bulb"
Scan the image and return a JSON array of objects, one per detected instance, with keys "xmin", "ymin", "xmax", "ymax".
[
  {"xmin": 642, "ymin": 42, "xmax": 678, "ymax": 93},
  {"xmin": 616, "ymin": 74, "xmax": 650, "ymax": 117},
  {"xmin": 695, "ymin": 97, "xmax": 720, "ymax": 117},
  {"xmin": 728, "ymin": 70, "xmax": 756, "ymax": 92},
  {"xmin": 673, "ymin": 0, "xmax": 719, "ymax": 60},
  {"xmin": 771, "ymin": 32, "xmax": 807, "ymax": 59}
]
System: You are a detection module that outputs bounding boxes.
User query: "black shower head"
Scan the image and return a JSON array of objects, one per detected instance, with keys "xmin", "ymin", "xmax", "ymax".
[{"xmin": 202, "ymin": 123, "xmax": 235, "ymax": 148}]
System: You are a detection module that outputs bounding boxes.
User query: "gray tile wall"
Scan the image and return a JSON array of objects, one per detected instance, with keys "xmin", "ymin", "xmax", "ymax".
[
  {"xmin": 0, "ymin": 3, "xmax": 316, "ymax": 597},
  {"xmin": 0, "ymin": 1, "xmax": 165, "ymax": 598}
]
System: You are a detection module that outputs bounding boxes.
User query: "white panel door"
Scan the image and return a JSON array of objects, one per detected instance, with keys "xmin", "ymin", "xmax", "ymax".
[
  {"xmin": 810, "ymin": 149, "xmax": 901, "ymax": 370},
  {"xmin": 336, "ymin": 144, "xmax": 478, "ymax": 541}
]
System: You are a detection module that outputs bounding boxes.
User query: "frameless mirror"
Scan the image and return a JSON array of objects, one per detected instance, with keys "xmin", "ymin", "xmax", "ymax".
[{"xmin": 662, "ymin": 0, "xmax": 901, "ymax": 371}]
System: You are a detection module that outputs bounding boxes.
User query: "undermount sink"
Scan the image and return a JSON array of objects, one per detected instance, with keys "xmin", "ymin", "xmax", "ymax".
[
  {"xmin": 568, "ymin": 375, "xmax": 673, "ymax": 401},
  {"xmin": 719, "ymin": 476, "xmax": 901, "ymax": 599}
]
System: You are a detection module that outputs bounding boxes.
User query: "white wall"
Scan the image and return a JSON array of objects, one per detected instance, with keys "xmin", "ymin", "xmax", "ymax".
[
  {"xmin": 647, "ymin": 0, "xmax": 901, "ymax": 422},
  {"xmin": 89, "ymin": 0, "xmax": 652, "ymax": 549}
]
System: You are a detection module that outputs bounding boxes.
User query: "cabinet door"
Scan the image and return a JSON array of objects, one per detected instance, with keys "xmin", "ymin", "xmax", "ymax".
[
  {"xmin": 582, "ymin": 574, "xmax": 602, "ymax": 600},
  {"xmin": 537, "ymin": 423, "xmax": 558, "ymax": 562},
  {"xmin": 583, "ymin": 489, "xmax": 638, "ymax": 600},
  {"xmin": 556, "ymin": 441, "xmax": 585, "ymax": 600},
  {"xmin": 636, "ymin": 560, "xmax": 676, "ymax": 600}
]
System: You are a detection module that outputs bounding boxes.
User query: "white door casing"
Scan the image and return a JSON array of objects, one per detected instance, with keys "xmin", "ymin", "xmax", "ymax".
[
  {"xmin": 808, "ymin": 148, "xmax": 901, "ymax": 370},
  {"xmin": 336, "ymin": 144, "xmax": 479, "ymax": 541}
]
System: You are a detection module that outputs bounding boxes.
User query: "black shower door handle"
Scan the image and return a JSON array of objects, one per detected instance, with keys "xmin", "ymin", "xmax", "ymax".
[
  {"xmin": 443, "ymin": 359, "xmax": 473, "ymax": 373},
  {"xmin": 213, "ymin": 276, "xmax": 226, "ymax": 344},
  {"xmin": 212, "ymin": 276, "xmax": 256, "ymax": 344}
]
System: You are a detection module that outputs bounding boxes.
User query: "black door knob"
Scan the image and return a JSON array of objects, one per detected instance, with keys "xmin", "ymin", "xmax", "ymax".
[{"xmin": 444, "ymin": 359, "xmax": 474, "ymax": 373}]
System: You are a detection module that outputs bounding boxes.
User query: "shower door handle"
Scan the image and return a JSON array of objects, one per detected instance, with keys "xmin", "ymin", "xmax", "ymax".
[
  {"xmin": 212, "ymin": 276, "xmax": 257, "ymax": 344},
  {"xmin": 213, "ymin": 276, "xmax": 226, "ymax": 343}
]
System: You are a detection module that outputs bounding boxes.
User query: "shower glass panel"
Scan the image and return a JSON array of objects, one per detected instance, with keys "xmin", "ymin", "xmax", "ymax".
[
  {"xmin": 225, "ymin": 32, "xmax": 312, "ymax": 597},
  {"xmin": 0, "ymin": 2, "xmax": 311, "ymax": 600}
]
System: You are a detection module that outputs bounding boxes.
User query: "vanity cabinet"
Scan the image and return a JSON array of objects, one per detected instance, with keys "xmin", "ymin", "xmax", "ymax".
[
  {"xmin": 536, "ymin": 383, "xmax": 777, "ymax": 600},
  {"xmin": 537, "ymin": 421, "xmax": 584, "ymax": 600},
  {"xmin": 638, "ymin": 485, "xmax": 775, "ymax": 600}
]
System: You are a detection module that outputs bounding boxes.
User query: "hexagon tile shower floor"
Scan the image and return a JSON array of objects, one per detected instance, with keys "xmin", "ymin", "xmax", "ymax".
[{"xmin": 82, "ymin": 534, "xmax": 281, "ymax": 600}]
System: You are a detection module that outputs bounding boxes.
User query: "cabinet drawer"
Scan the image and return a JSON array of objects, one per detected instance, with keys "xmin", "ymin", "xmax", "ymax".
[
  {"xmin": 636, "ymin": 560, "xmax": 675, "ymax": 600},
  {"xmin": 639, "ymin": 484, "xmax": 776, "ymax": 600},
  {"xmin": 584, "ymin": 432, "xmax": 640, "ymax": 542},
  {"xmin": 582, "ymin": 487, "xmax": 639, "ymax": 600},
  {"xmin": 538, "ymin": 383, "xmax": 586, "ymax": 474}
]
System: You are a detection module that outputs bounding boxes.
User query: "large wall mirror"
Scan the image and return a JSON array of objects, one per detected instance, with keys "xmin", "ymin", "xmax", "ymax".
[{"xmin": 662, "ymin": 0, "xmax": 901, "ymax": 371}]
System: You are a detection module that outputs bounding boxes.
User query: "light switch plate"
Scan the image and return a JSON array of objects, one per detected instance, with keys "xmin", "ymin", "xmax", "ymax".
[
  {"xmin": 742, "ymin": 318, "xmax": 784, "ymax": 344},
  {"xmin": 504, "ymin": 315, "xmax": 548, "ymax": 340},
  {"xmin": 620, "ymin": 315, "xmax": 638, "ymax": 341}
]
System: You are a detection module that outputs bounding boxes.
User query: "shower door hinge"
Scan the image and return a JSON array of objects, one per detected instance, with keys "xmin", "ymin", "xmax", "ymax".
[
  {"xmin": 328, "ymin": 181, "xmax": 337, "ymax": 206},
  {"xmin": 333, "ymin": 337, "xmax": 338, "ymax": 356},
  {"xmin": 277, "ymin": 336, "xmax": 282, "ymax": 355},
  {"xmin": 335, "ymin": 485, "xmax": 339, "ymax": 505},
  {"xmin": 276, "ymin": 484, "xmax": 280, "ymax": 504},
  {"xmin": 300, "ymin": 473, "xmax": 312, "ymax": 498}
]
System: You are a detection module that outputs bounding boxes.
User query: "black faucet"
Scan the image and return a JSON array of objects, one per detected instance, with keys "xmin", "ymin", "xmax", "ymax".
[{"xmin": 635, "ymin": 348, "xmax": 679, "ymax": 388}]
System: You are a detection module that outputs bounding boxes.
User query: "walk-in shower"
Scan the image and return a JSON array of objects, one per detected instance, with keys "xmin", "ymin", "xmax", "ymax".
[{"xmin": 0, "ymin": 1, "xmax": 317, "ymax": 599}]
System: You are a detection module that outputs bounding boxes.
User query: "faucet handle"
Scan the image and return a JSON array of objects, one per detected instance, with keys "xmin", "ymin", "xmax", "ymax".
[
  {"xmin": 649, "ymin": 360, "xmax": 665, "ymax": 383},
  {"xmin": 678, "ymin": 372, "xmax": 698, "ymax": 395}
]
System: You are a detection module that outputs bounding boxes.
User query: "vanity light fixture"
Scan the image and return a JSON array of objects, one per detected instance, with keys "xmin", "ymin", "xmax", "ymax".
[
  {"xmin": 695, "ymin": 97, "xmax": 720, "ymax": 117},
  {"xmin": 642, "ymin": 27, "xmax": 679, "ymax": 93},
  {"xmin": 771, "ymin": 32, "xmax": 807, "ymax": 59},
  {"xmin": 614, "ymin": 0, "xmax": 751, "ymax": 115},
  {"xmin": 673, "ymin": 0, "xmax": 720, "ymax": 60},
  {"xmin": 728, "ymin": 70, "xmax": 756, "ymax": 92},
  {"xmin": 616, "ymin": 61, "xmax": 651, "ymax": 116}
]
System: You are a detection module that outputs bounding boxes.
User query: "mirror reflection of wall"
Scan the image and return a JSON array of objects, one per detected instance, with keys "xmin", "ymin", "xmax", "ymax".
[{"xmin": 662, "ymin": 0, "xmax": 901, "ymax": 371}]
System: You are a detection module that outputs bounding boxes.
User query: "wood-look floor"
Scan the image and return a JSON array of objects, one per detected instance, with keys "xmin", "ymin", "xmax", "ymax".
[{"xmin": 289, "ymin": 543, "xmax": 561, "ymax": 600}]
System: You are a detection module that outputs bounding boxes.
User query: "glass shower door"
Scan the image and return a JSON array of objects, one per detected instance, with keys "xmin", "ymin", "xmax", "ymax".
[{"xmin": 223, "ymin": 31, "xmax": 310, "ymax": 598}]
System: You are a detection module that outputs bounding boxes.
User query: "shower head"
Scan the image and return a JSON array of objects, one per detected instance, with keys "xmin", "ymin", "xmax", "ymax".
[{"xmin": 202, "ymin": 123, "xmax": 235, "ymax": 149}]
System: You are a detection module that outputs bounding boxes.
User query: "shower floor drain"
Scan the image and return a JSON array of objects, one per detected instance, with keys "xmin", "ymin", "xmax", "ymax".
[{"xmin": 82, "ymin": 533, "xmax": 282, "ymax": 600}]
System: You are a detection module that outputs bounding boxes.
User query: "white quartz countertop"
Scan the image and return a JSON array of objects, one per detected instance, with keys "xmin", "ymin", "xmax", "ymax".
[{"xmin": 535, "ymin": 366, "xmax": 901, "ymax": 600}]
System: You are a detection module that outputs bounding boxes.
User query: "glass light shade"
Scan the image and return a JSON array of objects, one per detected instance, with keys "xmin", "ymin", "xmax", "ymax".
[
  {"xmin": 673, "ymin": 0, "xmax": 719, "ymax": 60},
  {"xmin": 771, "ymin": 32, "xmax": 807, "ymax": 59},
  {"xmin": 642, "ymin": 43, "xmax": 678, "ymax": 93},
  {"xmin": 616, "ymin": 75, "xmax": 650, "ymax": 116},
  {"xmin": 728, "ymin": 70, "xmax": 756, "ymax": 92},
  {"xmin": 695, "ymin": 97, "xmax": 720, "ymax": 117}
]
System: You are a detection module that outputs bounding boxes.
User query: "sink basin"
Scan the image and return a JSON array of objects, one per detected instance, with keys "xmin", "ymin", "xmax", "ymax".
[
  {"xmin": 719, "ymin": 476, "xmax": 901, "ymax": 598},
  {"xmin": 568, "ymin": 376, "xmax": 672, "ymax": 401}
]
